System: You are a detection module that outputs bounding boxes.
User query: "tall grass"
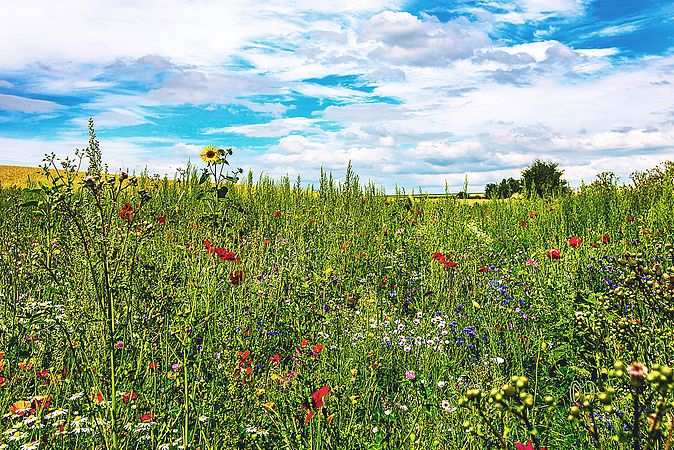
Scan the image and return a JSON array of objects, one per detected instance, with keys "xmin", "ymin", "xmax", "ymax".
[{"xmin": 0, "ymin": 159, "xmax": 672, "ymax": 449}]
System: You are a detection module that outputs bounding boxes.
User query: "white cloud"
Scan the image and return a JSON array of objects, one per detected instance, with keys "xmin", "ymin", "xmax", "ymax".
[
  {"xmin": 360, "ymin": 12, "xmax": 491, "ymax": 66},
  {"xmin": 0, "ymin": 93, "xmax": 63, "ymax": 113}
]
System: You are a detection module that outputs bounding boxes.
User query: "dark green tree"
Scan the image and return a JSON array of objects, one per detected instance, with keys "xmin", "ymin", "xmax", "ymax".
[
  {"xmin": 521, "ymin": 159, "xmax": 569, "ymax": 197},
  {"xmin": 485, "ymin": 177, "xmax": 522, "ymax": 199}
]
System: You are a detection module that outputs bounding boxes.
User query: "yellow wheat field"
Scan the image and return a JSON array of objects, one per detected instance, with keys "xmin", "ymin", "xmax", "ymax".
[{"xmin": 0, "ymin": 165, "xmax": 49, "ymax": 188}]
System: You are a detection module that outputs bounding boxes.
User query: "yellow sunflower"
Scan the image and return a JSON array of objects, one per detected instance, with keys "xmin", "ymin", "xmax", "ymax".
[{"xmin": 200, "ymin": 145, "xmax": 222, "ymax": 164}]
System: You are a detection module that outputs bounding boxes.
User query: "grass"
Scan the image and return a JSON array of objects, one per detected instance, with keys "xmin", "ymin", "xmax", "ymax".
[{"xmin": 0, "ymin": 159, "xmax": 672, "ymax": 450}]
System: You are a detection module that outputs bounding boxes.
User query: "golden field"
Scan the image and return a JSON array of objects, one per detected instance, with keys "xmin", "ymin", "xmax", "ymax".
[{"xmin": 0, "ymin": 165, "xmax": 49, "ymax": 187}]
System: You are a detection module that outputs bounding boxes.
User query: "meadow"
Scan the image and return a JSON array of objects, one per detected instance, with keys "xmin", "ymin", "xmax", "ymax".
[{"xmin": 0, "ymin": 144, "xmax": 673, "ymax": 450}]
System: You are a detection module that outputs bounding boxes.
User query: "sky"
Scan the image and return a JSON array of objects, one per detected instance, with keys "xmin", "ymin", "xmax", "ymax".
[{"xmin": 0, "ymin": 0, "xmax": 673, "ymax": 192}]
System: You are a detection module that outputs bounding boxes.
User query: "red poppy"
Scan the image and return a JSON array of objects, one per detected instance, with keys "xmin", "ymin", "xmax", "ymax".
[
  {"xmin": 547, "ymin": 248, "xmax": 561, "ymax": 259},
  {"xmin": 600, "ymin": 234, "xmax": 611, "ymax": 244},
  {"xmin": 305, "ymin": 409, "xmax": 314, "ymax": 424},
  {"xmin": 263, "ymin": 239, "xmax": 270, "ymax": 245},
  {"xmin": 214, "ymin": 248, "xmax": 240, "ymax": 262},
  {"xmin": 269, "ymin": 354, "xmax": 281, "ymax": 364},
  {"xmin": 311, "ymin": 385, "xmax": 329, "ymax": 409},
  {"xmin": 312, "ymin": 344, "xmax": 323, "ymax": 355},
  {"xmin": 520, "ymin": 220, "xmax": 527, "ymax": 229},
  {"xmin": 238, "ymin": 350, "xmax": 251, "ymax": 363},
  {"xmin": 140, "ymin": 413, "xmax": 154, "ymax": 423},
  {"xmin": 444, "ymin": 260, "xmax": 458, "ymax": 268},
  {"xmin": 275, "ymin": 210, "xmax": 281, "ymax": 218},
  {"xmin": 432, "ymin": 252, "xmax": 446, "ymax": 264},
  {"xmin": 122, "ymin": 391, "xmax": 137, "ymax": 404},
  {"xmin": 229, "ymin": 270, "xmax": 245, "ymax": 285},
  {"xmin": 148, "ymin": 361, "xmax": 158, "ymax": 370},
  {"xmin": 119, "ymin": 203, "xmax": 134, "ymax": 223},
  {"xmin": 478, "ymin": 266, "xmax": 489, "ymax": 273},
  {"xmin": 157, "ymin": 216, "xmax": 167, "ymax": 224},
  {"xmin": 301, "ymin": 339, "xmax": 308, "ymax": 347},
  {"xmin": 203, "ymin": 240, "xmax": 214, "ymax": 253},
  {"xmin": 568, "ymin": 237, "xmax": 582, "ymax": 248},
  {"xmin": 529, "ymin": 211, "xmax": 539, "ymax": 218},
  {"xmin": 627, "ymin": 217, "xmax": 634, "ymax": 222}
]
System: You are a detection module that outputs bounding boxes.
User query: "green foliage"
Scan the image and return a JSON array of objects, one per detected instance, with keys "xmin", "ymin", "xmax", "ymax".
[
  {"xmin": 521, "ymin": 159, "xmax": 570, "ymax": 197},
  {"xmin": 0, "ymin": 126, "xmax": 673, "ymax": 449}
]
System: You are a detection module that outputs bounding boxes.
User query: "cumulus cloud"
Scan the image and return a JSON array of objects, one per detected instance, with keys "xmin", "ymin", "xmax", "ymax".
[{"xmin": 360, "ymin": 12, "xmax": 491, "ymax": 66}]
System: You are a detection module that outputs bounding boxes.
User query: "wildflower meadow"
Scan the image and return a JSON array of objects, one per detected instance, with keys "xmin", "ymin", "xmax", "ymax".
[{"xmin": 0, "ymin": 124, "xmax": 673, "ymax": 449}]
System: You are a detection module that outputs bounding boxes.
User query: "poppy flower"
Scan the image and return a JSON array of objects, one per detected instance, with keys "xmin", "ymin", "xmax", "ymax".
[
  {"xmin": 269, "ymin": 354, "xmax": 281, "ymax": 364},
  {"xmin": 203, "ymin": 240, "xmax": 214, "ymax": 253},
  {"xmin": 520, "ymin": 220, "xmax": 527, "ymax": 229},
  {"xmin": 432, "ymin": 252, "xmax": 446, "ymax": 264},
  {"xmin": 312, "ymin": 344, "xmax": 323, "ymax": 356},
  {"xmin": 214, "ymin": 248, "xmax": 240, "ymax": 262},
  {"xmin": 568, "ymin": 237, "xmax": 582, "ymax": 248},
  {"xmin": 148, "ymin": 361, "xmax": 158, "ymax": 370},
  {"xmin": 311, "ymin": 385, "xmax": 329, "ymax": 409},
  {"xmin": 627, "ymin": 217, "xmax": 635, "ymax": 222},
  {"xmin": 444, "ymin": 261, "xmax": 458, "ymax": 269},
  {"xmin": 140, "ymin": 413, "xmax": 155, "ymax": 423},
  {"xmin": 547, "ymin": 248, "xmax": 561, "ymax": 259},
  {"xmin": 478, "ymin": 266, "xmax": 489, "ymax": 273},
  {"xmin": 600, "ymin": 234, "xmax": 611, "ymax": 244},
  {"xmin": 304, "ymin": 409, "xmax": 314, "ymax": 424},
  {"xmin": 119, "ymin": 202, "xmax": 134, "ymax": 223},
  {"xmin": 229, "ymin": 270, "xmax": 245, "ymax": 285},
  {"xmin": 275, "ymin": 210, "xmax": 281, "ymax": 218},
  {"xmin": 529, "ymin": 211, "xmax": 539, "ymax": 218},
  {"xmin": 122, "ymin": 391, "xmax": 137, "ymax": 404},
  {"xmin": 157, "ymin": 216, "xmax": 167, "ymax": 224}
]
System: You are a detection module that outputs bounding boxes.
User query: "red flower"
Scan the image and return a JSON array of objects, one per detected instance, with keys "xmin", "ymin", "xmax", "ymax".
[
  {"xmin": 568, "ymin": 237, "xmax": 582, "ymax": 248},
  {"xmin": 140, "ymin": 413, "xmax": 154, "ymax": 423},
  {"xmin": 301, "ymin": 339, "xmax": 308, "ymax": 347},
  {"xmin": 157, "ymin": 216, "xmax": 167, "ymax": 224},
  {"xmin": 275, "ymin": 210, "xmax": 281, "ymax": 218},
  {"xmin": 312, "ymin": 344, "xmax": 323, "ymax": 355},
  {"xmin": 269, "ymin": 354, "xmax": 281, "ymax": 364},
  {"xmin": 214, "ymin": 248, "xmax": 240, "ymax": 262},
  {"xmin": 118, "ymin": 202, "xmax": 134, "ymax": 223},
  {"xmin": 432, "ymin": 252, "xmax": 446, "ymax": 264},
  {"xmin": 627, "ymin": 217, "xmax": 634, "ymax": 222},
  {"xmin": 203, "ymin": 240, "xmax": 214, "ymax": 253},
  {"xmin": 547, "ymin": 248, "xmax": 561, "ymax": 259},
  {"xmin": 520, "ymin": 220, "xmax": 527, "ymax": 229},
  {"xmin": 305, "ymin": 409, "xmax": 314, "ymax": 424},
  {"xmin": 311, "ymin": 385, "xmax": 329, "ymax": 409},
  {"xmin": 600, "ymin": 234, "xmax": 611, "ymax": 244},
  {"xmin": 238, "ymin": 350, "xmax": 251, "ymax": 363},
  {"xmin": 444, "ymin": 260, "xmax": 458, "ymax": 268},
  {"xmin": 148, "ymin": 361, "xmax": 158, "ymax": 370},
  {"xmin": 122, "ymin": 391, "xmax": 137, "ymax": 404},
  {"xmin": 529, "ymin": 211, "xmax": 539, "ymax": 218},
  {"xmin": 478, "ymin": 266, "xmax": 489, "ymax": 273},
  {"xmin": 229, "ymin": 270, "xmax": 245, "ymax": 285}
]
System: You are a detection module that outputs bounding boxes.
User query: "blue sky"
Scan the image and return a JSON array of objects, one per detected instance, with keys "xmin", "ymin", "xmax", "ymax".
[{"xmin": 1, "ymin": 0, "xmax": 673, "ymax": 191}]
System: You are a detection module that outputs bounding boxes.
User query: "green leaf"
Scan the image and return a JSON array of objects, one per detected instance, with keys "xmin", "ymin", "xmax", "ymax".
[
  {"xmin": 20, "ymin": 201, "xmax": 38, "ymax": 208},
  {"xmin": 199, "ymin": 171, "xmax": 210, "ymax": 185},
  {"xmin": 217, "ymin": 186, "xmax": 228, "ymax": 199}
]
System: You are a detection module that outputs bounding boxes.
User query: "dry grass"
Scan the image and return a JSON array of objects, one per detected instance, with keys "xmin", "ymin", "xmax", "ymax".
[{"xmin": 0, "ymin": 165, "xmax": 48, "ymax": 188}]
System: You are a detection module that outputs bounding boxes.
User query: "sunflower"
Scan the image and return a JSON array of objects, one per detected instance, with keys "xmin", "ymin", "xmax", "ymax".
[{"xmin": 200, "ymin": 145, "xmax": 222, "ymax": 164}]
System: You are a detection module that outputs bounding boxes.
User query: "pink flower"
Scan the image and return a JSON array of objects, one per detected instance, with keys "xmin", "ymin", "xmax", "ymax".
[
  {"xmin": 114, "ymin": 340, "xmax": 124, "ymax": 350},
  {"xmin": 525, "ymin": 259, "xmax": 538, "ymax": 269},
  {"xmin": 171, "ymin": 363, "xmax": 181, "ymax": 372},
  {"xmin": 405, "ymin": 370, "xmax": 416, "ymax": 380}
]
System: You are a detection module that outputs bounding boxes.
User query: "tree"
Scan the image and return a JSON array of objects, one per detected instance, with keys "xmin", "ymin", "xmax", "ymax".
[
  {"xmin": 521, "ymin": 159, "xmax": 569, "ymax": 197},
  {"xmin": 485, "ymin": 177, "xmax": 522, "ymax": 199}
]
